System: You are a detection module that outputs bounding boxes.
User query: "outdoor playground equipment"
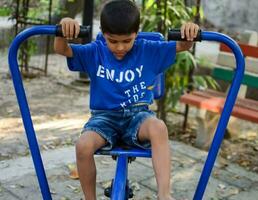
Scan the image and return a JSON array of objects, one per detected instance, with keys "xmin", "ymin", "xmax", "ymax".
[{"xmin": 8, "ymin": 25, "xmax": 245, "ymax": 200}]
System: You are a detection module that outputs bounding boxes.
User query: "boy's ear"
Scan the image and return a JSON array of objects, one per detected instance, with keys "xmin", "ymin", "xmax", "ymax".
[
  {"xmin": 99, "ymin": 27, "xmax": 105, "ymax": 38},
  {"xmin": 134, "ymin": 32, "xmax": 139, "ymax": 39}
]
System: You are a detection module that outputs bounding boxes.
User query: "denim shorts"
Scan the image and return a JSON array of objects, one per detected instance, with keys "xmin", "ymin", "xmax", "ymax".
[{"xmin": 82, "ymin": 105, "xmax": 156, "ymax": 150}]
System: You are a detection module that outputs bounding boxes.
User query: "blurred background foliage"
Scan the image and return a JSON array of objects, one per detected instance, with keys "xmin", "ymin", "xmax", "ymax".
[
  {"xmin": 0, "ymin": 0, "xmax": 217, "ymax": 121},
  {"xmin": 141, "ymin": 0, "xmax": 217, "ymax": 122}
]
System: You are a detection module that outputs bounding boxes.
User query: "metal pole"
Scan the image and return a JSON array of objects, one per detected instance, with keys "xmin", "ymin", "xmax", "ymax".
[
  {"xmin": 112, "ymin": 155, "xmax": 128, "ymax": 200},
  {"xmin": 8, "ymin": 26, "xmax": 57, "ymax": 200},
  {"xmin": 193, "ymin": 31, "xmax": 245, "ymax": 200},
  {"xmin": 79, "ymin": 0, "xmax": 94, "ymax": 82},
  {"xmin": 44, "ymin": 0, "xmax": 52, "ymax": 75}
]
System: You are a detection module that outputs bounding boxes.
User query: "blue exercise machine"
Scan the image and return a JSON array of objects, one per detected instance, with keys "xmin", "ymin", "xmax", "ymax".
[{"xmin": 8, "ymin": 25, "xmax": 244, "ymax": 200}]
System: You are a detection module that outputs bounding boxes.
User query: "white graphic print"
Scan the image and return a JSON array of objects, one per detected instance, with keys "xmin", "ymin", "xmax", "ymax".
[
  {"xmin": 120, "ymin": 81, "xmax": 146, "ymax": 108},
  {"xmin": 96, "ymin": 65, "xmax": 143, "ymax": 83},
  {"xmin": 96, "ymin": 64, "xmax": 147, "ymax": 108}
]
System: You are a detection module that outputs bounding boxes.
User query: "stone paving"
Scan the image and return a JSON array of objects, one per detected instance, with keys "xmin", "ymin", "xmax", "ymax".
[{"xmin": 0, "ymin": 140, "xmax": 258, "ymax": 200}]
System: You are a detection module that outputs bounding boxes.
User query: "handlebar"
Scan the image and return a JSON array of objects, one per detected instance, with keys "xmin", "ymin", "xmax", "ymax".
[
  {"xmin": 168, "ymin": 28, "xmax": 202, "ymax": 41},
  {"xmin": 55, "ymin": 25, "xmax": 91, "ymax": 38},
  {"xmin": 8, "ymin": 25, "xmax": 245, "ymax": 200},
  {"xmin": 55, "ymin": 26, "xmax": 203, "ymax": 41}
]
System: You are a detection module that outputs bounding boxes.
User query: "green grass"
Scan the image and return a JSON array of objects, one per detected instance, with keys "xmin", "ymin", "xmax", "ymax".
[{"xmin": 0, "ymin": 8, "xmax": 12, "ymax": 17}]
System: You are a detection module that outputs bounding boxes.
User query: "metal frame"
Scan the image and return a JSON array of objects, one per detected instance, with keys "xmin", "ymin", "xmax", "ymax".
[
  {"xmin": 95, "ymin": 148, "xmax": 152, "ymax": 199},
  {"xmin": 8, "ymin": 25, "xmax": 245, "ymax": 200}
]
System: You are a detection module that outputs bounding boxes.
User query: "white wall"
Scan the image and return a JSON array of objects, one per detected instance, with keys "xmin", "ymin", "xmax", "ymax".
[{"xmin": 202, "ymin": 0, "xmax": 258, "ymax": 32}]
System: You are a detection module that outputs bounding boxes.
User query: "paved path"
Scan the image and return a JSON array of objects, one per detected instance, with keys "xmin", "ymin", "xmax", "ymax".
[{"xmin": 1, "ymin": 141, "xmax": 258, "ymax": 200}]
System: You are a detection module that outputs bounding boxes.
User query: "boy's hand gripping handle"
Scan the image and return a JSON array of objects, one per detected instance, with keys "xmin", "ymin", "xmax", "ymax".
[
  {"xmin": 55, "ymin": 25, "xmax": 91, "ymax": 38},
  {"xmin": 168, "ymin": 28, "xmax": 202, "ymax": 41}
]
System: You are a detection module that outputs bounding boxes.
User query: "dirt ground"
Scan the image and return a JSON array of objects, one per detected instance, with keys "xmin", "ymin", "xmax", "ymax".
[
  {"xmin": 167, "ymin": 116, "xmax": 258, "ymax": 173},
  {"xmin": 0, "ymin": 54, "xmax": 91, "ymax": 160},
  {"xmin": 1, "ymin": 54, "xmax": 258, "ymax": 174}
]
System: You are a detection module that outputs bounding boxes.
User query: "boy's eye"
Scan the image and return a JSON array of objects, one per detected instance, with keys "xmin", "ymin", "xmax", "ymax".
[
  {"xmin": 109, "ymin": 40, "xmax": 117, "ymax": 44},
  {"xmin": 123, "ymin": 40, "xmax": 132, "ymax": 43},
  {"xmin": 108, "ymin": 39, "xmax": 131, "ymax": 44}
]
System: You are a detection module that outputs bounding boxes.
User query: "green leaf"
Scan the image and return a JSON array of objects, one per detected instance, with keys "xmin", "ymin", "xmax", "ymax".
[
  {"xmin": 193, "ymin": 76, "xmax": 208, "ymax": 89},
  {"xmin": 204, "ymin": 76, "xmax": 220, "ymax": 89}
]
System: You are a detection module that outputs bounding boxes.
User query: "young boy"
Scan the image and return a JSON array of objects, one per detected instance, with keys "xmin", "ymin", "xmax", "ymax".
[{"xmin": 54, "ymin": 1, "xmax": 199, "ymax": 199}]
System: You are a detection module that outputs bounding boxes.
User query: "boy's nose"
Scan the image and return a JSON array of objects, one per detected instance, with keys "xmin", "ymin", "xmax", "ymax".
[{"xmin": 117, "ymin": 43, "xmax": 125, "ymax": 51}]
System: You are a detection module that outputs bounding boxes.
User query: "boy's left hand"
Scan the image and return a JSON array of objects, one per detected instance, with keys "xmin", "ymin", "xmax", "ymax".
[
  {"xmin": 176, "ymin": 22, "xmax": 199, "ymax": 52},
  {"xmin": 180, "ymin": 22, "xmax": 199, "ymax": 41}
]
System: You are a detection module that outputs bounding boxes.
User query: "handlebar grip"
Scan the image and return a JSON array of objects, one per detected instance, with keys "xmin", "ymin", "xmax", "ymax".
[
  {"xmin": 55, "ymin": 25, "xmax": 91, "ymax": 38},
  {"xmin": 168, "ymin": 28, "xmax": 202, "ymax": 41}
]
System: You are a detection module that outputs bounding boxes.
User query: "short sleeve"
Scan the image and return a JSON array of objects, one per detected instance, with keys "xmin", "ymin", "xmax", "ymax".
[
  {"xmin": 66, "ymin": 43, "xmax": 96, "ymax": 73},
  {"xmin": 144, "ymin": 40, "xmax": 177, "ymax": 74}
]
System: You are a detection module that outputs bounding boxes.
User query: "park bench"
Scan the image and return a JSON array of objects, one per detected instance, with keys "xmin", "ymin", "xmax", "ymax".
[{"xmin": 180, "ymin": 31, "xmax": 258, "ymax": 149}]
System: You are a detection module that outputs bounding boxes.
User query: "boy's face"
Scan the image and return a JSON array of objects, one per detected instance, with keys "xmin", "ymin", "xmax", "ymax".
[{"xmin": 103, "ymin": 33, "xmax": 137, "ymax": 60}]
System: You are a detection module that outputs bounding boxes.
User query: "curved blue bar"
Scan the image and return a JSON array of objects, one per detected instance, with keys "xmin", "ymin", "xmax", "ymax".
[
  {"xmin": 8, "ymin": 25, "xmax": 56, "ymax": 200},
  {"xmin": 193, "ymin": 32, "xmax": 245, "ymax": 200}
]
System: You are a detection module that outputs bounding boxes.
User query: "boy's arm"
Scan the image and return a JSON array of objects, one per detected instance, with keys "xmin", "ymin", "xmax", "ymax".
[
  {"xmin": 176, "ymin": 22, "xmax": 199, "ymax": 52},
  {"xmin": 176, "ymin": 41, "xmax": 194, "ymax": 52},
  {"xmin": 54, "ymin": 37, "xmax": 73, "ymax": 57},
  {"xmin": 53, "ymin": 17, "xmax": 80, "ymax": 57}
]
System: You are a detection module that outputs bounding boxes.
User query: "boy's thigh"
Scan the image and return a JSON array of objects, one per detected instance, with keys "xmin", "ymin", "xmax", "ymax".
[
  {"xmin": 121, "ymin": 110, "xmax": 156, "ymax": 149},
  {"xmin": 82, "ymin": 114, "xmax": 119, "ymax": 150},
  {"xmin": 137, "ymin": 117, "xmax": 167, "ymax": 141},
  {"xmin": 78, "ymin": 131, "xmax": 107, "ymax": 151}
]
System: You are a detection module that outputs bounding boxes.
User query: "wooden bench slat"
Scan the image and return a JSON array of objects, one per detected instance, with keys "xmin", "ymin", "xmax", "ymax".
[
  {"xmin": 180, "ymin": 93, "xmax": 223, "ymax": 113},
  {"xmin": 180, "ymin": 91, "xmax": 258, "ymax": 123},
  {"xmin": 232, "ymin": 106, "xmax": 258, "ymax": 123},
  {"xmin": 192, "ymin": 89, "xmax": 258, "ymax": 112},
  {"xmin": 212, "ymin": 67, "xmax": 258, "ymax": 89},
  {"xmin": 192, "ymin": 89, "xmax": 225, "ymax": 98},
  {"xmin": 220, "ymin": 43, "xmax": 258, "ymax": 58},
  {"xmin": 235, "ymin": 98, "xmax": 258, "ymax": 112}
]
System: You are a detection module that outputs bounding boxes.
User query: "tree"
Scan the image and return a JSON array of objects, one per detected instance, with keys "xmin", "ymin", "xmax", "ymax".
[
  {"xmin": 141, "ymin": 0, "xmax": 216, "ymax": 123},
  {"xmin": 52, "ymin": 0, "xmax": 84, "ymax": 24}
]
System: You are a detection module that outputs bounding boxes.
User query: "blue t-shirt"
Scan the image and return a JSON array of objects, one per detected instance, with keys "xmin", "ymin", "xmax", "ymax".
[{"xmin": 67, "ymin": 39, "xmax": 176, "ymax": 110}]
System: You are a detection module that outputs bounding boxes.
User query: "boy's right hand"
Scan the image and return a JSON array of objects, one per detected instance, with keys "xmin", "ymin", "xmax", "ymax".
[{"xmin": 59, "ymin": 17, "xmax": 80, "ymax": 40}]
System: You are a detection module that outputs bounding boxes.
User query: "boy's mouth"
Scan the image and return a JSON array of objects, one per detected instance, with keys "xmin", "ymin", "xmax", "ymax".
[{"xmin": 114, "ymin": 52, "xmax": 126, "ymax": 59}]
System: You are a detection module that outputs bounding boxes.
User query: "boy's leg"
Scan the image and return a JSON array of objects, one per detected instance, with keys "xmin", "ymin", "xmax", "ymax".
[
  {"xmin": 138, "ymin": 117, "xmax": 174, "ymax": 200},
  {"xmin": 76, "ymin": 131, "xmax": 106, "ymax": 200}
]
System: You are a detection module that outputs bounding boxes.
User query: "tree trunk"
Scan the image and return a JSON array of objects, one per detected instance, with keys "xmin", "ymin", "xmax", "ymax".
[
  {"xmin": 183, "ymin": 0, "xmax": 201, "ymax": 130},
  {"xmin": 156, "ymin": 0, "xmax": 165, "ymax": 122}
]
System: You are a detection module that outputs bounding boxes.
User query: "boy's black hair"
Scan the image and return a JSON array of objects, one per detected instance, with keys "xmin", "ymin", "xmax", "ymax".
[{"xmin": 100, "ymin": 0, "xmax": 140, "ymax": 34}]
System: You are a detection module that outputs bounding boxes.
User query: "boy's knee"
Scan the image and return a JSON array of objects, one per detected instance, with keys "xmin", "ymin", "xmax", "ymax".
[
  {"xmin": 147, "ymin": 119, "xmax": 168, "ymax": 139},
  {"xmin": 76, "ymin": 135, "xmax": 96, "ymax": 158}
]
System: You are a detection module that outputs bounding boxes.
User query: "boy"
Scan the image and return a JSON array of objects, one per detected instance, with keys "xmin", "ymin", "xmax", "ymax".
[{"xmin": 54, "ymin": 1, "xmax": 199, "ymax": 199}]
